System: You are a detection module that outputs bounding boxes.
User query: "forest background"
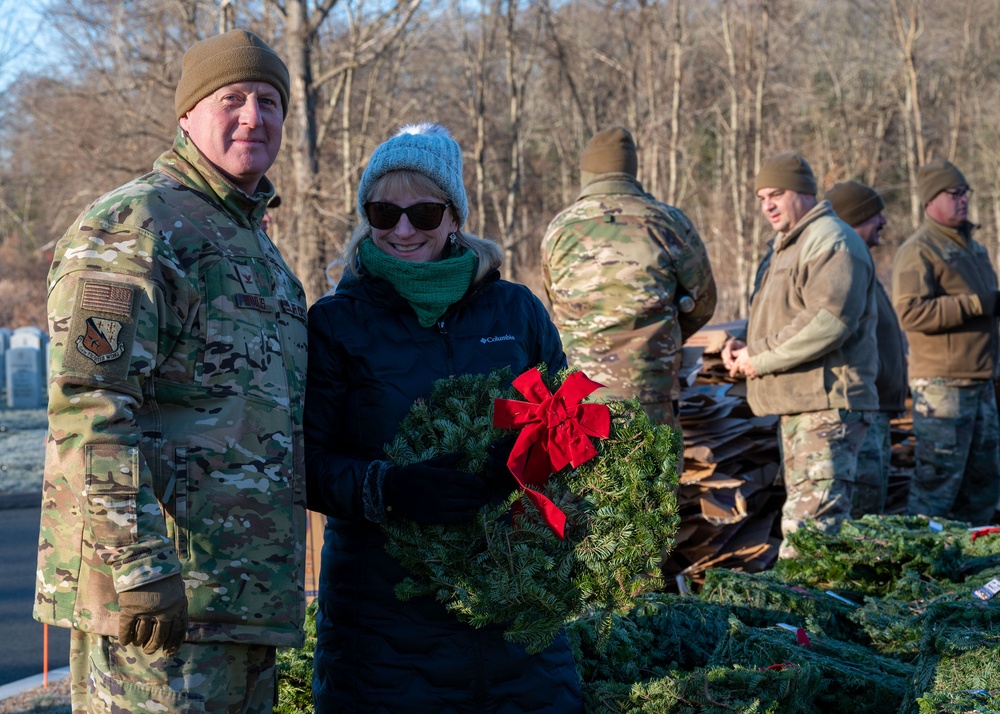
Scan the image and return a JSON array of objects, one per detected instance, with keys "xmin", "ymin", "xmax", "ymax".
[{"xmin": 1, "ymin": 0, "xmax": 999, "ymax": 329}]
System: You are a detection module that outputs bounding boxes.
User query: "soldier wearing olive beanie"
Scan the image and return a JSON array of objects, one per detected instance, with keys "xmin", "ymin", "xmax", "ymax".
[
  {"xmin": 826, "ymin": 179, "xmax": 905, "ymax": 519},
  {"xmin": 175, "ymin": 29, "xmax": 290, "ymax": 120},
  {"xmin": 892, "ymin": 158, "xmax": 1000, "ymax": 526},
  {"xmin": 39, "ymin": 26, "xmax": 305, "ymax": 714},
  {"xmin": 543, "ymin": 125, "xmax": 717, "ymax": 430},
  {"xmin": 726, "ymin": 152, "xmax": 878, "ymax": 559}
]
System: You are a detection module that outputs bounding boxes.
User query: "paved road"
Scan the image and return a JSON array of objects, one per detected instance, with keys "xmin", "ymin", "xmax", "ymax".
[{"xmin": 0, "ymin": 504, "xmax": 70, "ymax": 686}]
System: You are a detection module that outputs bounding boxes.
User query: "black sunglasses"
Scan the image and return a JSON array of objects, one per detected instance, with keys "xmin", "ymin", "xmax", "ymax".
[{"xmin": 364, "ymin": 201, "xmax": 452, "ymax": 231}]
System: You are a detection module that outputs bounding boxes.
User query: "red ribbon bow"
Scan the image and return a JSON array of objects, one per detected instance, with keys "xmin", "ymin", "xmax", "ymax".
[
  {"xmin": 492, "ymin": 368, "xmax": 610, "ymax": 539},
  {"xmin": 971, "ymin": 527, "xmax": 1000, "ymax": 543}
]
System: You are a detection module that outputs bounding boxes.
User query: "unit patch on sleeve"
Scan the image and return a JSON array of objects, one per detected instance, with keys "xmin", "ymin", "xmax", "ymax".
[
  {"xmin": 62, "ymin": 278, "xmax": 139, "ymax": 380},
  {"xmin": 77, "ymin": 317, "xmax": 126, "ymax": 363}
]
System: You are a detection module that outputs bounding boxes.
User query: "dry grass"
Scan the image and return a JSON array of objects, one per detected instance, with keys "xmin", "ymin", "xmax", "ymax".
[{"xmin": 0, "ymin": 677, "xmax": 70, "ymax": 714}]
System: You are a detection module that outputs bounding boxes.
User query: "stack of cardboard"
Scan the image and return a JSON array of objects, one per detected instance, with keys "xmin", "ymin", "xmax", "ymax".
[
  {"xmin": 665, "ymin": 322, "xmax": 915, "ymax": 590},
  {"xmin": 664, "ymin": 322, "xmax": 783, "ymax": 590}
]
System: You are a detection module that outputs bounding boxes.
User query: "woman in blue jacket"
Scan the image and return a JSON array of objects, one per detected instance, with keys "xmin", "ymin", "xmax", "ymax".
[{"xmin": 304, "ymin": 123, "xmax": 583, "ymax": 713}]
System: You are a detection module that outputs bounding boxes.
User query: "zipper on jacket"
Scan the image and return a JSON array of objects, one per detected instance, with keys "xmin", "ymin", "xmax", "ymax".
[{"xmin": 438, "ymin": 319, "xmax": 456, "ymax": 376}]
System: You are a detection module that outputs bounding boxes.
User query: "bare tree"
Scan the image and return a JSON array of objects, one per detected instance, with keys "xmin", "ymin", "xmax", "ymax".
[{"xmin": 889, "ymin": 0, "xmax": 925, "ymax": 227}]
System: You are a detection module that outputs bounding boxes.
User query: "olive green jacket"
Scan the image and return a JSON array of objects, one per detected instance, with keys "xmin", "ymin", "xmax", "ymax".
[
  {"xmin": 746, "ymin": 200, "xmax": 878, "ymax": 416},
  {"xmin": 891, "ymin": 217, "xmax": 999, "ymax": 381},
  {"xmin": 873, "ymin": 280, "xmax": 908, "ymax": 412}
]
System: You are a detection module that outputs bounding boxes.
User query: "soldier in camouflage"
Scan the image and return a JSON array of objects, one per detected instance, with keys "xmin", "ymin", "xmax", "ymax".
[
  {"xmin": 541, "ymin": 126, "xmax": 717, "ymax": 429},
  {"xmin": 724, "ymin": 154, "xmax": 878, "ymax": 559},
  {"xmin": 34, "ymin": 30, "xmax": 308, "ymax": 713},
  {"xmin": 892, "ymin": 159, "xmax": 1000, "ymax": 525},
  {"xmin": 826, "ymin": 180, "xmax": 908, "ymax": 516}
]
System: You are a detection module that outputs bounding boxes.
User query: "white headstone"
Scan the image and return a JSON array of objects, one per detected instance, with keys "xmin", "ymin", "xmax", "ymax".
[{"xmin": 7, "ymin": 326, "xmax": 48, "ymax": 408}]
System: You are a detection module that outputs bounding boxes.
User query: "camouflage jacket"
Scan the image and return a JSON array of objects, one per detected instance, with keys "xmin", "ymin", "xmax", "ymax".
[
  {"xmin": 35, "ymin": 128, "xmax": 308, "ymax": 647},
  {"xmin": 541, "ymin": 174, "xmax": 717, "ymax": 426},
  {"xmin": 746, "ymin": 201, "xmax": 878, "ymax": 416},
  {"xmin": 892, "ymin": 217, "xmax": 999, "ymax": 381}
]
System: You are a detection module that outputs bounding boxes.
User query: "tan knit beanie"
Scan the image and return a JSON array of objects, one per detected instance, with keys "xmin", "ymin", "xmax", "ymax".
[
  {"xmin": 917, "ymin": 159, "xmax": 967, "ymax": 206},
  {"xmin": 579, "ymin": 126, "xmax": 638, "ymax": 178},
  {"xmin": 175, "ymin": 29, "xmax": 290, "ymax": 120},
  {"xmin": 825, "ymin": 180, "xmax": 885, "ymax": 227},
  {"xmin": 754, "ymin": 153, "xmax": 818, "ymax": 195}
]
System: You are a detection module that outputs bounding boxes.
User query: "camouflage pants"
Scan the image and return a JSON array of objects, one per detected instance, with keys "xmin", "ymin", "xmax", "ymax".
[
  {"xmin": 907, "ymin": 379, "xmax": 1000, "ymax": 526},
  {"xmin": 70, "ymin": 631, "xmax": 276, "ymax": 714},
  {"xmin": 852, "ymin": 411, "xmax": 893, "ymax": 517},
  {"xmin": 778, "ymin": 409, "xmax": 871, "ymax": 559}
]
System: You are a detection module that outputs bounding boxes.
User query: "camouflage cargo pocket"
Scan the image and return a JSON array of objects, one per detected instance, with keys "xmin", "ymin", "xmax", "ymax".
[
  {"xmin": 84, "ymin": 444, "xmax": 139, "ymax": 548},
  {"xmin": 86, "ymin": 652, "xmax": 206, "ymax": 714}
]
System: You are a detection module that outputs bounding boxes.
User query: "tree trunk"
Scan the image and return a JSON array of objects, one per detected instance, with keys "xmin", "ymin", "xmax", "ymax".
[{"xmin": 284, "ymin": 0, "xmax": 323, "ymax": 303}]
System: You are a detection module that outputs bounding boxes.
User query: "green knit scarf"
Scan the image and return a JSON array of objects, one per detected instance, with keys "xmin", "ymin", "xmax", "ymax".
[{"xmin": 359, "ymin": 237, "xmax": 477, "ymax": 327}]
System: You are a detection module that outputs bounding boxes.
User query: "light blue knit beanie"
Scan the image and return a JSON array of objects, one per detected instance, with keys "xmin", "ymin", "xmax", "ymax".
[{"xmin": 357, "ymin": 123, "xmax": 468, "ymax": 229}]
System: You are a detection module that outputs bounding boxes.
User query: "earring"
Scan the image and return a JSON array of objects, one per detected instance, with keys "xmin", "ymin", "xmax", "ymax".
[{"xmin": 449, "ymin": 232, "xmax": 458, "ymax": 245}]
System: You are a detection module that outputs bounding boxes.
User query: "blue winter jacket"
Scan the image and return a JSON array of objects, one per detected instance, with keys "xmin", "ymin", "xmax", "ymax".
[{"xmin": 304, "ymin": 265, "xmax": 583, "ymax": 713}]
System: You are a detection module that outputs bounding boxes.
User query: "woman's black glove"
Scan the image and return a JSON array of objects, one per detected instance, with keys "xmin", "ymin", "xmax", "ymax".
[
  {"xmin": 482, "ymin": 435, "xmax": 520, "ymax": 505},
  {"xmin": 382, "ymin": 453, "xmax": 489, "ymax": 524}
]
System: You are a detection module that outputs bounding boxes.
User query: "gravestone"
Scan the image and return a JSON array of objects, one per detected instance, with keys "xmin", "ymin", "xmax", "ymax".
[
  {"xmin": 6, "ymin": 326, "xmax": 48, "ymax": 409},
  {"xmin": 0, "ymin": 327, "xmax": 12, "ymax": 398}
]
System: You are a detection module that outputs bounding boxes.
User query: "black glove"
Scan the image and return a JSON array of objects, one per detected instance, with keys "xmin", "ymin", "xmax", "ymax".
[
  {"xmin": 118, "ymin": 575, "xmax": 188, "ymax": 655},
  {"xmin": 482, "ymin": 435, "xmax": 520, "ymax": 505},
  {"xmin": 382, "ymin": 452, "xmax": 489, "ymax": 524},
  {"xmin": 981, "ymin": 291, "xmax": 1000, "ymax": 317}
]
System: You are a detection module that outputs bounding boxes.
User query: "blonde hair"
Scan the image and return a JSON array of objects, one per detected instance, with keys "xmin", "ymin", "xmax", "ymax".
[{"xmin": 342, "ymin": 170, "xmax": 502, "ymax": 283}]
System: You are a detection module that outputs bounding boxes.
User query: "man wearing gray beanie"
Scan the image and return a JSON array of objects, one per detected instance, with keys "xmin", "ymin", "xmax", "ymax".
[
  {"xmin": 891, "ymin": 160, "xmax": 999, "ymax": 525},
  {"xmin": 723, "ymin": 153, "xmax": 878, "ymax": 559},
  {"xmin": 826, "ymin": 180, "xmax": 907, "ymax": 518},
  {"xmin": 541, "ymin": 125, "xmax": 717, "ymax": 429},
  {"xmin": 35, "ymin": 29, "xmax": 306, "ymax": 713}
]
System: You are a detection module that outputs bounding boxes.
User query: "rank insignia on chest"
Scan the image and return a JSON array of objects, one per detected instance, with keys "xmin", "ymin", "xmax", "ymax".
[
  {"xmin": 76, "ymin": 317, "xmax": 126, "ymax": 363},
  {"xmin": 236, "ymin": 265, "xmax": 260, "ymax": 294}
]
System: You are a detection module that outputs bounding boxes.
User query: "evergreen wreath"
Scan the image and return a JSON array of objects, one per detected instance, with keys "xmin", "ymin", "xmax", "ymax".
[{"xmin": 380, "ymin": 365, "xmax": 682, "ymax": 654}]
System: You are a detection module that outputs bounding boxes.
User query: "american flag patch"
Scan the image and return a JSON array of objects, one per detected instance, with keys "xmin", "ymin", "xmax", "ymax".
[{"xmin": 81, "ymin": 282, "xmax": 133, "ymax": 316}]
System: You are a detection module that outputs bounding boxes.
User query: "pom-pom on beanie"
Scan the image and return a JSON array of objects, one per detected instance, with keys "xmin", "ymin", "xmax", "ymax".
[
  {"xmin": 917, "ymin": 159, "xmax": 968, "ymax": 206},
  {"xmin": 175, "ymin": 29, "xmax": 290, "ymax": 120},
  {"xmin": 754, "ymin": 152, "xmax": 818, "ymax": 196},
  {"xmin": 826, "ymin": 180, "xmax": 885, "ymax": 227},
  {"xmin": 357, "ymin": 123, "xmax": 468, "ymax": 229}
]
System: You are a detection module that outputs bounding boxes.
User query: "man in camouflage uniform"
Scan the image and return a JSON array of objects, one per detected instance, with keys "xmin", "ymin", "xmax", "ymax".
[
  {"xmin": 541, "ymin": 125, "xmax": 716, "ymax": 429},
  {"xmin": 892, "ymin": 159, "xmax": 1000, "ymax": 525},
  {"xmin": 826, "ymin": 180, "xmax": 907, "ymax": 516},
  {"xmin": 723, "ymin": 154, "xmax": 878, "ymax": 558},
  {"xmin": 34, "ymin": 30, "xmax": 308, "ymax": 713}
]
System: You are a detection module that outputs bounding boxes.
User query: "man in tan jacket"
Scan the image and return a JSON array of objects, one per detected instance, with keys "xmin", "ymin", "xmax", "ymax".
[
  {"xmin": 724, "ymin": 153, "xmax": 878, "ymax": 558},
  {"xmin": 892, "ymin": 159, "xmax": 999, "ymax": 525}
]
